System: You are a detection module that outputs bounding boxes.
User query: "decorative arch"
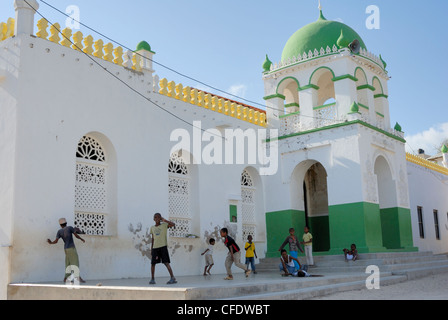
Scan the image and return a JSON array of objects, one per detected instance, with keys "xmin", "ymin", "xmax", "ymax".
[
  {"xmin": 290, "ymin": 159, "xmax": 330, "ymax": 252},
  {"xmin": 374, "ymin": 155, "xmax": 400, "ymax": 249},
  {"xmin": 241, "ymin": 166, "xmax": 265, "ymax": 241},
  {"xmin": 372, "ymin": 76, "xmax": 384, "ymax": 95},
  {"xmin": 276, "ymin": 77, "xmax": 300, "ymax": 112},
  {"xmin": 308, "ymin": 66, "xmax": 336, "ymax": 86},
  {"xmin": 168, "ymin": 150, "xmax": 199, "ymax": 238},
  {"xmin": 354, "ymin": 67, "xmax": 368, "ymax": 86},
  {"xmin": 74, "ymin": 133, "xmax": 117, "ymax": 236}
]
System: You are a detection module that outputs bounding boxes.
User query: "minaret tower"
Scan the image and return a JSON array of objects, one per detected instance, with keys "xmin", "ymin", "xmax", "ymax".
[{"xmin": 262, "ymin": 5, "xmax": 416, "ymax": 256}]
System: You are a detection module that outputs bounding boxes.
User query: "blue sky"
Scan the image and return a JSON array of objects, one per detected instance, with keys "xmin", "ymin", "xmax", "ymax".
[{"xmin": 1, "ymin": 0, "xmax": 448, "ymax": 154}]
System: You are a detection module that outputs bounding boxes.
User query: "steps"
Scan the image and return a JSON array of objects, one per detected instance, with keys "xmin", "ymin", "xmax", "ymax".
[
  {"xmin": 227, "ymin": 251, "xmax": 448, "ymax": 300},
  {"xmin": 257, "ymin": 251, "xmax": 448, "ymax": 278}
]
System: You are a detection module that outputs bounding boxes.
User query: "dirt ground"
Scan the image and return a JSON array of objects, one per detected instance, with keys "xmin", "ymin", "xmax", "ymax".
[{"xmin": 313, "ymin": 272, "xmax": 448, "ymax": 300}]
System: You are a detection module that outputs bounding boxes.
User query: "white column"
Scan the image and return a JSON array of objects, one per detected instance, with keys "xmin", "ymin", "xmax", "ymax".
[
  {"xmin": 298, "ymin": 87, "xmax": 318, "ymax": 130},
  {"xmin": 333, "ymin": 77, "xmax": 358, "ymax": 120},
  {"xmin": 264, "ymin": 95, "xmax": 284, "ymax": 129},
  {"xmin": 442, "ymin": 151, "xmax": 448, "ymax": 168},
  {"xmin": 14, "ymin": 0, "xmax": 39, "ymax": 36},
  {"xmin": 376, "ymin": 96, "xmax": 391, "ymax": 131}
]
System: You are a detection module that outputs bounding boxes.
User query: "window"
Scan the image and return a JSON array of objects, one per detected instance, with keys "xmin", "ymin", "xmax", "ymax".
[
  {"xmin": 74, "ymin": 136, "xmax": 107, "ymax": 235},
  {"xmin": 241, "ymin": 169, "xmax": 256, "ymax": 240},
  {"xmin": 417, "ymin": 206, "xmax": 424, "ymax": 239},
  {"xmin": 434, "ymin": 210, "xmax": 440, "ymax": 240},
  {"xmin": 168, "ymin": 152, "xmax": 192, "ymax": 237}
]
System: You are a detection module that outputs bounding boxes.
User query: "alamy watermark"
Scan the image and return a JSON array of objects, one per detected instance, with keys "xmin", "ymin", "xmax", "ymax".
[
  {"xmin": 65, "ymin": 5, "xmax": 80, "ymax": 30},
  {"xmin": 65, "ymin": 265, "xmax": 81, "ymax": 289},
  {"xmin": 170, "ymin": 121, "xmax": 279, "ymax": 176},
  {"xmin": 366, "ymin": 5, "xmax": 380, "ymax": 30},
  {"xmin": 366, "ymin": 265, "xmax": 380, "ymax": 289}
]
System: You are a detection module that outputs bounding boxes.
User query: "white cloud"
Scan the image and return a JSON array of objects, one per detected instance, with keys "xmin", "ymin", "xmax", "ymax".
[
  {"xmin": 226, "ymin": 84, "xmax": 248, "ymax": 100},
  {"xmin": 405, "ymin": 122, "xmax": 448, "ymax": 155}
]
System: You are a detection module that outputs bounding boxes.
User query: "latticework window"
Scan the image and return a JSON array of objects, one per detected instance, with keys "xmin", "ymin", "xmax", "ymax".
[
  {"xmin": 168, "ymin": 153, "xmax": 192, "ymax": 237},
  {"xmin": 74, "ymin": 136, "xmax": 108, "ymax": 236},
  {"xmin": 241, "ymin": 170, "xmax": 256, "ymax": 238},
  {"xmin": 76, "ymin": 136, "xmax": 106, "ymax": 162}
]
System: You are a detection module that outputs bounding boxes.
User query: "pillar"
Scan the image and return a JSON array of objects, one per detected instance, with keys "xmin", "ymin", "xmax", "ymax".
[{"xmin": 14, "ymin": 0, "xmax": 39, "ymax": 36}]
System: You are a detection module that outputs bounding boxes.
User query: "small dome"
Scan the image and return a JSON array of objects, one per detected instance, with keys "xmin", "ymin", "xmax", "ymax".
[
  {"xmin": 136, "ymin": 41, "xmax": 155, "ymax": 53},
  {"xmin": 281, "ymin": 11, "xmax": 366, "ymax": 62}
]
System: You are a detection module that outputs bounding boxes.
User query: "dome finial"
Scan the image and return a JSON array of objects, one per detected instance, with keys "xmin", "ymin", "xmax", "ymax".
[{"xmin": 318, "ymin": 0, "xmax": 327, "ymax": 20}]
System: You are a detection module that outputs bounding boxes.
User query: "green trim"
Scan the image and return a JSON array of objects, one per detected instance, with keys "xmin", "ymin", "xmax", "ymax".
[
  {"xmin": 267, "ymin": 119, "xmax": 406, "ymax": 143},
  {"xmin": 298, "ymin": 84, "xmax": 319, "ymax": 91},
  {"xmin": 354, "ymin": 67, "xmax": 368, "ymax": 83},
  {"xmin": 263, "ymin": 93, "xmax": 286, "ymax": 101},
  {"xmin": 372, "ymin": 76, "xmax": 385, "ymax": 94},
  {"xmin": 313, "ymin": 102, "xmax": 336, "ymax": 110},
  {"xmin": 309, "ymin": 66, "xmax": 336, "ymax": 85},
  {"xmin": 357, "ymin": 84, "xmax": 375, "ymax": 91},
  {"xmin": 276, "ymin": 76, "xmax": 300, "ymax": 94},
  {"xmin": 332, "ymin": 74, "xmax": 358, "ymax": 82},
  {"xmin": 358, "ymin": 103, "xmax": 369, "ymax": 110},
  {"xmin": 374, "ymin": 93, "xmax": 389, "ymax": 99},
  {"xmin": 376, "ymin": 111, "xmax": 385, "ymax": 118},
  {"xmin": 279, "ymin": 111, "xmax": 300, "ymax": 119},
  {"xmin": 284, "ymin": 103, "xmax": 300, "ymax": 108}
]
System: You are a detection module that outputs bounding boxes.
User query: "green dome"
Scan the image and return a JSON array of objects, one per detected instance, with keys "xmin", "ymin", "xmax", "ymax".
[
  {"xmin": 281, "ymin": 11, "xmax": 367, "ymax": 62},
  {"xmin": 136, "ymin": 41, "xmax": 155, "ymax": 53}
]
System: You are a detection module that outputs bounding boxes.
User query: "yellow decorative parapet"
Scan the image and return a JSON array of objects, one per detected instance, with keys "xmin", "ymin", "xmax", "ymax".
[
  {"xmin": 406, "ymin": 153, "xmax": 448, "ymax": 176},
  {"xmin": 158, "ymin": 78, "xmax": 267, "ymax": 127},
  {"xmin": 0, "ymin": 18, "xmax": 15, "ymax": 41},
  {"xmin": 35, "ymin": 18, "xmax": 141, "ymax": 71}
]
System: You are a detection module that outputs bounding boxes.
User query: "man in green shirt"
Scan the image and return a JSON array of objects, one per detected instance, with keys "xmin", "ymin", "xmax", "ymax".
[{"xmin": 149, "ymin": 213, "xmax": 177, "ymax": 285}]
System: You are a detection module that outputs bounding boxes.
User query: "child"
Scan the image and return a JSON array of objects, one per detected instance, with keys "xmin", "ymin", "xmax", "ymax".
[
  {"xmin": 279, "ymin": 249, "xmax": 302, "ymax": 276},
  {"xmin": 220, "ymin": 228, "xmax": 251, "ymax": 280},
  {"xmin": 279, "ymin": 228, "xmax": 303, "ymax": 270},
  {"xmin": 201, "ymin": 238, "xmax": 215, "ymax": 275},
  {"xmin": 244, "ymin": 235, "xmax": 258, "ymax": 274},
  {"xmin": 279, "ymin": 250, "xmax": 317, "ymax": 278},
  {"xmin": 149, "ymin": 213, "xmax": 177, "ymax": 285},
  {"xmin": 301, "ymin": 226, "xmax": 314, "ymax": 266},
  {"xmin": 47, "ymin": 218, "xmax": 86, "ymax": 283},
  {"xmin": 343, "ymin": 244, "xmax": 358, "ymax": 262}
]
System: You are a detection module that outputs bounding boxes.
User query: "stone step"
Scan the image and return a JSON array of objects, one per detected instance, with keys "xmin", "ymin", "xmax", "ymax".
[
  {"xmin": 227, "ymin": 274, "xmax": 408, "ymax": 300},
  {"xmin": 197, "ymin": 272, "xmax": 376, "ymax": 300}
]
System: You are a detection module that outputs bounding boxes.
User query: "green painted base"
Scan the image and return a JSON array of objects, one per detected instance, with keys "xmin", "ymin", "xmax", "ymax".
[{"xmin": 265, "ymin": 202, "xmax": 417, "ymax": 258}]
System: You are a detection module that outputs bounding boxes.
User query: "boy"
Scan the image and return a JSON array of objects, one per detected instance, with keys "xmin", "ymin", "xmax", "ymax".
[
  {"xmin": 301, "ymin": 226, "xmax": 314, "ymax": 266},
  {"xmin": 244, "ymin": 235, "xmax": 257, "ymax": 274},
  {"xmin": 220, "ymin": 228, "xmax": 251, "ymax": 280},
  {"xmin": 278, "ymin": 227, "xmax": 303, "ymax": 270},
  {"xmin": 279, "ymin": 249, "xmax": 302, "ymax": 276},
  {"xmin": 149, "ymin": 213, "xmax": 177, "ymax": 285},
  {"xmin": 47, "ymin": 218, "xmax": 86, "ymax": 283},
  {"xmin": 201, "ymin": 238, "xmax": 215, "ymax": 275}
]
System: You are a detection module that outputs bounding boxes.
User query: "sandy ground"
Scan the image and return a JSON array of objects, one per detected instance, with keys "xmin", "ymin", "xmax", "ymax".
[{"xmin": 313, "ymin": 272, "xmax": 448, "ymax": 300}]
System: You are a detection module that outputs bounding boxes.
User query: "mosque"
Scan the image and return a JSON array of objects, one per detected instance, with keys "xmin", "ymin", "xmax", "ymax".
[{"xmin": 0, "ymin": 0, "xmax": 447, "ymax": 299}]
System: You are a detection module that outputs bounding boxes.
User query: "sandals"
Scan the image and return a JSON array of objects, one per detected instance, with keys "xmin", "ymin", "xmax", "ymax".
[{"xmin": 224, "ymin": 276, "xmax": 234, "ymax": 280}]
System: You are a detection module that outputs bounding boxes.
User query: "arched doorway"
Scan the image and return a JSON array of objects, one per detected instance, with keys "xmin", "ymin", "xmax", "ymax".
[
  {"xmin": 374, "ymin": 155, "xmax": 400, "ymax": 249},
  {"xmin": 303, "ymin": 162, "xmax": 330, "ymax": 252}
]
